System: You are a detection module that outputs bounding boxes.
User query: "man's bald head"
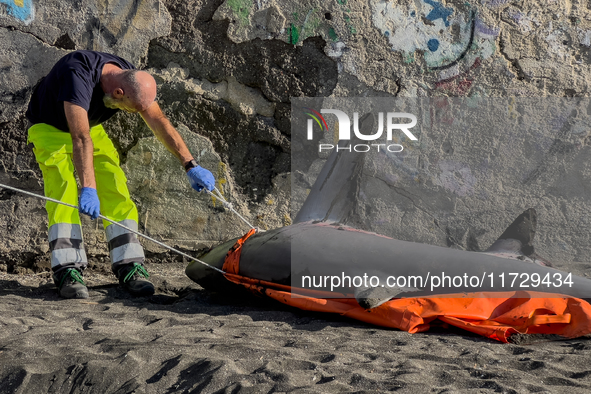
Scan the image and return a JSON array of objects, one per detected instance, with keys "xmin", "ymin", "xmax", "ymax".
[
  {"xmin": 119, "ymin": 70, "xmax": 156, "ymax": 112},
  {"xmin": 103, "ymin": 69, "xmax": 157, "ymax": 113}
]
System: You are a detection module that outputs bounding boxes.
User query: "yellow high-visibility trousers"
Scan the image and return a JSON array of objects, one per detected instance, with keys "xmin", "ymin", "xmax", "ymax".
[{"xmin": 27, "ymin": 123, "xmax": 145, "ymax": 272}]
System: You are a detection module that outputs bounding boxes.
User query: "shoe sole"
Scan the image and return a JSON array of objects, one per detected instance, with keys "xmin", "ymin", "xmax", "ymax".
[
  {"xmin": 60, "ymin": 288, "xmax": 89, "ymax": 299},
  {"xmin": 123, "ymin": 283, "xmax": 155, "ymax": 296}
]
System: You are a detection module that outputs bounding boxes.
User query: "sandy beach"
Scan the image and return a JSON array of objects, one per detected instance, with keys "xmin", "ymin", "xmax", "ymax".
[{"xmin": 1, "ymin": 256, "xmax": 591, "ymax": 393}]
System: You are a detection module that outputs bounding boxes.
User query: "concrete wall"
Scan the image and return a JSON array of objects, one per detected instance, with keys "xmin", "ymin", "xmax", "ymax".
[
  {"xmin": 292, "ymin": 97, "xmax": 591, "ymax": 267},
  {"xmin": 1, "ymin": 0, "xmax": 591, "ymax": 272}
]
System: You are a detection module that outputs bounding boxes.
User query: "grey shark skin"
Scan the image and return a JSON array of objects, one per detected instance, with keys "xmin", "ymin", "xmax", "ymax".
[
  {"xmin": 186, "ymin": 135, "xmax": 591, "ymax": 306},
  {"xmin": 186, "ymin": 217, "xmax": 591, "ymax": 307}
]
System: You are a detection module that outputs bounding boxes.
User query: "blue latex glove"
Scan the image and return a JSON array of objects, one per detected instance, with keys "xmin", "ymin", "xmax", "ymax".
[
  {"xmin": 187, "ymin": 165, "xmax": 215, "ymax": 192},
  {"xmin": 79, "ymin": 187, "xmax": 100, "ymax": 220}
]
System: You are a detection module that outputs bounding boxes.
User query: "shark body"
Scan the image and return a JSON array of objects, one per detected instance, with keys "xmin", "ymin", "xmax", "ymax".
[{"xmin": 187, "ymin": 138, "xmax": 591, "ymax": 308}]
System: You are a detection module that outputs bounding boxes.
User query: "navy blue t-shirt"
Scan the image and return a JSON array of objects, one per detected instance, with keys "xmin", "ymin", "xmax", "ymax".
[{"xmin": 26, "ymin": 50, "xmax": 135, "ymax": 132}]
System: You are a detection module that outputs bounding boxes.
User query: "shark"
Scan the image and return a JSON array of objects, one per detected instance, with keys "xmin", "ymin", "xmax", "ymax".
[{"xmin": 186, "ymin": 136, "xmax": 591, "ymax": 341}]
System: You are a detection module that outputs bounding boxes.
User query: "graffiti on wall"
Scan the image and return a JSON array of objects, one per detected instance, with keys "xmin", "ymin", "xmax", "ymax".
[
  {"xmin": 370, "ymin": 0, "xmax": 497, "ymax": 75},
  {"xmin": 214, "ymin": 0, "xmax": 359, "ymax": 46},
  {"xmin": 214, "ymin": 0, "xmax": 499, "ymax": 89},
  {"xmin": 0, "ymin": 0, "xmax": 34, "ymax": 24}
]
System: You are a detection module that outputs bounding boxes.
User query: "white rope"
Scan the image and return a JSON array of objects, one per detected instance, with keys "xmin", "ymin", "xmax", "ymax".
[
  {"xmin": 0, "ymin": 183, "xmax": 226, "ymax": 275},
  {"xmin": 205, "ymin": 186, "xmax": 257, "ymax": 230}
]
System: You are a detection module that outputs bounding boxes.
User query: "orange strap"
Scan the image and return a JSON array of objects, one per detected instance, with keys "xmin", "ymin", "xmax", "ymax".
[
  {"xmin": 222, "ymin": 228, "xmax": 257, "ymax": 274},
  {"xmin": 528, "ymin": 312, "xmax": 571, "ymax": 325}
]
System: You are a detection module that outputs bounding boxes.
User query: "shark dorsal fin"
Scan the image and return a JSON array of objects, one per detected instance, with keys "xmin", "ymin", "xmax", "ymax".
[
  {"xmin": 294, "ymin": 114, "xmax": 374, "ymax": 224},
  {"xmin": 486, "ymin": 208, "xmax": 536, "ymax": 256}
]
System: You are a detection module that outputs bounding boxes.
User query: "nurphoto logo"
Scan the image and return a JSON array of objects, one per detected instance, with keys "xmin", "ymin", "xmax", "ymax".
[{"xmin": 304, "ymin": 108, "xmax": 418, "ymax": 153}]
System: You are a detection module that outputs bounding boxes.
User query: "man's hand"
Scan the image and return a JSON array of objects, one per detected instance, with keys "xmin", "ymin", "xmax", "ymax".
[
  {"xmin": 79, "ymin": 187, "xmax": 101, "ymax": 219},
  {"xmin": 187, "ymin": 166, "xmax": 215, "ymax": 192}
]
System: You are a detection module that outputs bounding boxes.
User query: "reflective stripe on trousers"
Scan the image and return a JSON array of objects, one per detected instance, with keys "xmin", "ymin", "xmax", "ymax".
[
  {"xmin": 27, "ymin": 123, "xmax": 145, "ymax": 270},
  {"xmin": 48, "ymin": 223, "xmax": 87, "ymax": 270},
  {"xmin": 105, "ymin": 219, "xmax": 145, "ymax": 269}
]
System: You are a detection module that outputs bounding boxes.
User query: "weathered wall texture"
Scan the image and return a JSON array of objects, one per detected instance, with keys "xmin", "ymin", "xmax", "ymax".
[
  {"xmin": 292, "ymin": 97, "xmax": 591, "ymax": 267},
  {"xmin": 1, "ymin": 0, "xmax": 591, "ymax": 272}
]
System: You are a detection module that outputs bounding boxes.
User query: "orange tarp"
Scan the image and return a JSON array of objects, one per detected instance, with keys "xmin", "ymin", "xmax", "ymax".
[{"xmin": 222, "ymin": 231, "xmax": 591, "ymax": 342}]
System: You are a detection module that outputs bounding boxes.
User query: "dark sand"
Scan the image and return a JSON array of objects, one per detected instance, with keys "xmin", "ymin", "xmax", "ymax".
[{"xmin": 2, "ymin": 258, "xmax": 591, "ymax": 393}]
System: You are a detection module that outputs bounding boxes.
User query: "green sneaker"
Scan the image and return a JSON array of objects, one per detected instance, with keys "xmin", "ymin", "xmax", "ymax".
[
  {"xmin": 52, "ymin": 268, "xmax": 89, "ymax": 299},
  {"xmin": 117, "ymin": 262, "xmax": 155, "ymax": 296}
]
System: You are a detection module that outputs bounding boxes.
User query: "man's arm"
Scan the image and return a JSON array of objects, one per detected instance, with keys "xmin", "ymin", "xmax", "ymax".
[
  {"xmin": 64, "ymin": 102, "xmax": 100, "ymax": 219},
  {"xmin": 139, "ymin": 101, "xmax": 194, "ymax": 167},
  {"xmin": 64, "ymin": 102, "xmax": 95, "ymax": 188},
  {"xmin": 140, "ymin": 102, "xmax": 215, "ymax": 192}
]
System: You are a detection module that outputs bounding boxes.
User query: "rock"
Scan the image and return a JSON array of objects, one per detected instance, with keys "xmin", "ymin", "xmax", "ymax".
[{"xmin": 122, "ymin": 123, "xmax": 249, "ymax": 250}]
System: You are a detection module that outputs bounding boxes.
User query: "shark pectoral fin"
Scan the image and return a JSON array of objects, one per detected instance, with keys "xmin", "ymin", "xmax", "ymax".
[{"xmin": 354, "ymin": 286, "xmax": 420, "ymax": 310}]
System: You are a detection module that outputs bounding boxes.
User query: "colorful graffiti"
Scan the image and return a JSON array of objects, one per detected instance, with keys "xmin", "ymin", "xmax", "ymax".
[
  {"xmin": 0, "ymin": 0, "xmax": 34, "ymax": 24},
  {"xmin": 434, "ymin": 58, "xmax": 482, "ymax": 95},
  {"xmin": 289, "ymin": 8, "xmax": 325, "ymax": 45},
  {"xmin": 227, "ymin": 0, "xmax": 252, "ymax": 26},
  {"xmin": 213, "ymin": 0, "xmax": 505, "ymax": 93},
  {"xmin": 370, "ymin": 0, "xmax": 497, "ymax": 76}
]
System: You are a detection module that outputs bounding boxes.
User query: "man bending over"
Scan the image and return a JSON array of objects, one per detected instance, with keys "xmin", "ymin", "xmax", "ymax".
[{"xmin": 26, "ymin": 50, "xmax": 215, "ymax": 299}]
